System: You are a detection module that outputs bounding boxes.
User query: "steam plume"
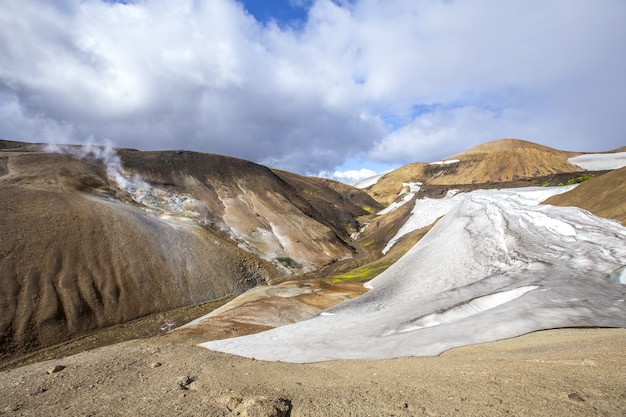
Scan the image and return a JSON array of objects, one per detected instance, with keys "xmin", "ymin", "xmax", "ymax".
[{"xmin": 44, "ymin": 139, "xmax": 206, "ymax": 220}]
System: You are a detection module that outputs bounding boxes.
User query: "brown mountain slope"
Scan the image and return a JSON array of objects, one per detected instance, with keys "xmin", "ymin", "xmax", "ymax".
[
  {"xmin": 0, "ymin": 184, "xmax": 272, "ymax": 352},
  {"xmin": 0, "ymin": 149, "xmax": 275, "ymax": 358},
  {"xmin": 366, "ymin": 164, "xmax": 429, "ymax": 205},
  {"xmin": 368, "ymin": 139, "xmax": 583, "ymax": 205},
  {"xmin": 273, "ymin": 170, "xmax": 384, "ymax": 230},
  {"xmin": 434, "ymin": 138, "xmax": 582, "ymax": 184},
  {"xmin": 117, "ymin": 149, "xmax": 362, "ymax": 269},
  {"xmin": 543, "ymin": 167, "xmax": 626, "ymax": 225},
  {"xmin": 0, "ymin": 141, "xmax": 373, "ymax": 360}
]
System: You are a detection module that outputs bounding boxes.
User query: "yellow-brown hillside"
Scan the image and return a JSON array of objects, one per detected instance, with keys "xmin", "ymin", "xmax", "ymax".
[
  {"xmin": 368, "ymin": 139, "xmax": 583, "ymax": 205},
  {"xmin": 544, "ymin": 166, "xmax": 626, "ymax": 226}
]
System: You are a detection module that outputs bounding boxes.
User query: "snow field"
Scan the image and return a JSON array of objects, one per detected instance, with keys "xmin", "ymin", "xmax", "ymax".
[
  {"xmin": 568, "ymin": 152, "xmax": 626, "ymax": 171},
  {"xmin": 382, "ymin": 185, "xmax": 575, "ymax": 254},
  {"xmin": 202, "ymin": 186, "xmax": 626, "ymax": 362}
]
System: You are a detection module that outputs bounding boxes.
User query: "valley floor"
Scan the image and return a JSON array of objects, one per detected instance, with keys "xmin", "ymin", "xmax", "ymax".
[{"xmin": 0, "ymin": 328, "xmax": 624, "ymax": 416}]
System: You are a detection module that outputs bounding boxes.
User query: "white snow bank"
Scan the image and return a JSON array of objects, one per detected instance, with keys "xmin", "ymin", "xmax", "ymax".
[
  {"xmin": 429, "ymin": 159, "xmax": 460, "ymax": 165},
  {"xmin": 382, "ymin": 186, "xmax": 575, "ymax": 254},
  {"xmin": 201, "ymin": 187, "xmax": 626, "ymax": 362},
  {"xmin": 382, "ymin": 189, "xmax": 459, "ymax": 253},
  {"xmin": 377, "ymin": 182, "xmax": 422, "ymax": 215},
  {"xmin": 354, "ymin": 173, "xmax": 385, "ymax": 189},
  {"xmin": 568, "ymin": 152, "xmax": 626, "ymax": 171}
]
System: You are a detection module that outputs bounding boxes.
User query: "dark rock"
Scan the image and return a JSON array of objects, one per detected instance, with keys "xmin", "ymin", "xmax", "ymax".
[
  {"xmin": 30, "ymin": 387, "xmax": 47, "ymax": 396},
  {"xmin": 47, "ymin": 365, "xmax": 65, "ymax": 374},
  {"xmin": 568, "ymin": 392, "xmax": 585, "ymax": 402},
  {"xmin": 177, "ymin": 375, "xmax": 193, "ymax": 390}
]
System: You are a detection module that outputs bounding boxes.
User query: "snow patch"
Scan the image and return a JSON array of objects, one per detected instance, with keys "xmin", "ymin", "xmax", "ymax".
[
  {"xmin": 382, "ymin": 186, "xmax": 575, "ymax": 254},
  {"xmin": 568, "ymin": 152, "xmax": 626, "ymax": 171},
  {"xmin": 377, "ymin": 182, "xmax": 422, "ymax": 215},
  {"xmin": 429, "ymin": 159, "xmax": 460, "ymax": 165},
  {"xmin": 609, "ymin": 265, "xmax": 626, "ymax": 284},
  {"xmin": 354, "ymin": 173, "xmax": 385, "ymax": 189},
  {"xmin": 382, "ymin": 189, "xmax": 459, "ymax": 254},
  {"xmin": 351, "ymin": 222, "xmax": 369, "ymax": 240}
]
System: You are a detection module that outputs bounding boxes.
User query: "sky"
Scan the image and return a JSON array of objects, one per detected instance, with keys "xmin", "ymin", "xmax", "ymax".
[{"xmin": 1, "ymin": 0, "xmax": 625, "ymax": 184}]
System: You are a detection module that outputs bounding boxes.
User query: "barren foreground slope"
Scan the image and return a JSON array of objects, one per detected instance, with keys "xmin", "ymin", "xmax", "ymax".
[{"xmin": 0, "ymin": 329, "xmax": 624, "ymax": 416}]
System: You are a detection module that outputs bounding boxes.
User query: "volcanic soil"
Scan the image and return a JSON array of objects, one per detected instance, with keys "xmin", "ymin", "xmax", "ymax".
[{"xmin": 1, "ymin": 328, "xmax": 624, "ymax": 416}]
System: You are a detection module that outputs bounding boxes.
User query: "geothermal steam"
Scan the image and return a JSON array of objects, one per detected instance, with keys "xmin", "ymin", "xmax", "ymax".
[{"xmin": 45, "ymin": 140, "xmax": 206, "ymax": 221}]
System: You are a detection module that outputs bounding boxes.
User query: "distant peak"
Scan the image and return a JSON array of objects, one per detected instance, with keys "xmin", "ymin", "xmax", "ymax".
[{"xmin": 452, "ymin": 139, "xmax": 561, "ymax": 157}]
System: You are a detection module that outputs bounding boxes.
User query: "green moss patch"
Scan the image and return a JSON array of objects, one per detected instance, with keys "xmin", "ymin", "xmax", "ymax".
[
  {"xmin": 567, "ymin": 174, "xmax": 596, "ymax": 185},
  {"xmin": 328, "ymin": 262, "xmax": 389, "ymax": 284}
]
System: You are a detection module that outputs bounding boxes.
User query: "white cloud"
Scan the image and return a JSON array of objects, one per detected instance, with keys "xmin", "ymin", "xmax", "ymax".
[
  {"xmin": 1, "ymin": 0, "xmax": 625, "ymax": 177},
  {"xmin": 317, "ymin": 167, "xmax": 378, "ymax": 185},
  {"xmin": 368, "ymin": 105, "xmax": 537, "ymax": 163}
]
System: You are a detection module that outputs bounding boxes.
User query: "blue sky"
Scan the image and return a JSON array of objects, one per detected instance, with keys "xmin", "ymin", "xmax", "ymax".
[
  {"xmin": 1, "ymin": 0, "xmax": 625, "ymax": 183},
  {"xmin": 239, "ymin": 0, "xmax": 310, "ymax": 27}
]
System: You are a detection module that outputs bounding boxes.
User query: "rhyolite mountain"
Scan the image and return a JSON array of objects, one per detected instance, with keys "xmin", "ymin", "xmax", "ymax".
[
  {"xmin": 367, "ymin": 139, "xmax": 586, "ymax": 205},
  {"xmin": 0, "ymin": 139, "xmax": 381, "ymax": 359}
]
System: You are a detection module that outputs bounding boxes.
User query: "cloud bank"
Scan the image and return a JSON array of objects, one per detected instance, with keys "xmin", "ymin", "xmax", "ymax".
[{"xmin": 1, "ymin": 0, "xmax": 625, "ymax": 180}]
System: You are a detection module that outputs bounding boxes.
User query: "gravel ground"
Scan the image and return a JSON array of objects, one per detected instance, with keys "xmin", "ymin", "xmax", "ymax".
[{"xmin": 1, "ymin": 328, "xmax": 624, "ymax": 416}]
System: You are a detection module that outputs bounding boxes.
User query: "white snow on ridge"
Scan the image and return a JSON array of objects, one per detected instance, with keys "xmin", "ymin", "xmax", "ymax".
[
  {"xmin": 382, "ymin": 185, "xmax": 576, "ymax": 254},
  {"xmin": 568, "ymin": 152, "xmax": 626, "ymax": 171},
  {"xmin": 201, "ymin": 187, "xmax": 626, "ymax": 363},
  {"xmin": 429, "ymin": 159, "xmax": 460, "ymax": 165},
  {"xmin": 382, "ymin": 189, "xmax": 459, "ymax": 254}
]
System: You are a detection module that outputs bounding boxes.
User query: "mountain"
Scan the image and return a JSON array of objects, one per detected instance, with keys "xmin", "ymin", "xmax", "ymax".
[
  {"xmin": 1, "ymin": 137, "xmax": 625, "ymax": 416},
  {"xmin": 2, "ymin": 137, "xmax": 625, "ymax": 367},
  {"xmin": 367, "ymin": 138, "xmax": 584, "ymax": 205},
  {"xmin": 0, "ymin": 140, "xmax": 379, "ymax": 360}
]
